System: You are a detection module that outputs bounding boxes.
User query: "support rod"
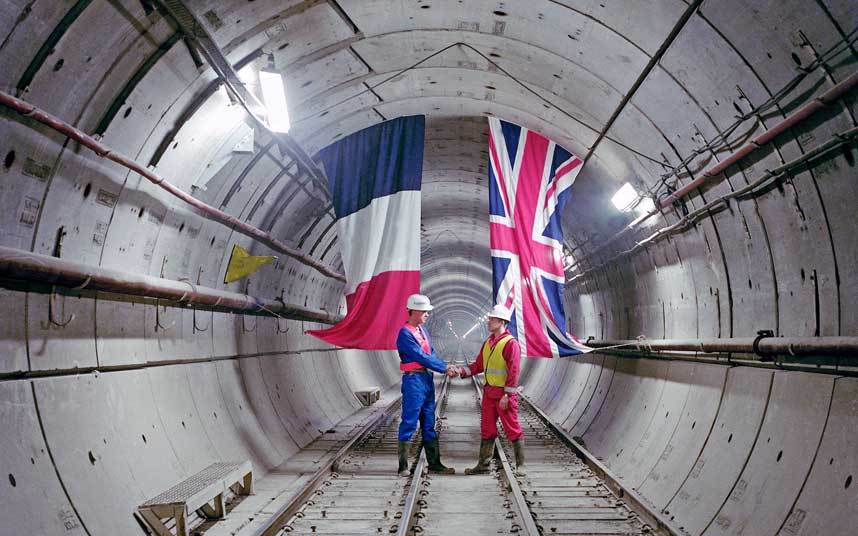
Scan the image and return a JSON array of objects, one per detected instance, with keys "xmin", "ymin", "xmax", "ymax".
[
  {"xmin": 589, "ymin": 337, "xmax": 858, "ymax": 357},
  {"xmin": 0, "ymin": 90, "xmax": 346, "ymax": 283},
  {"xmin": 0, "ymin": 246, "xmax": 343, "ymax": 324},
  {"xmin": 583, "ymin": 0, "xmax": 704, "ymax": 163}
]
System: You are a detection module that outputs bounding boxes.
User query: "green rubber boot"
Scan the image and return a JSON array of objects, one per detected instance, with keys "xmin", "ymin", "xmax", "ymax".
[
  {"xmin": 424, "ymin": 439, "xmax": 455, "ymax": 474},
  {"xmin": 512, "ymin": 438, "xmax": 526, "ymax": 477},
  {"xmin": 398, "ymin": 441, "xmax": 410, "ymax": 477},
  {"xmin": 464, "ymin": 439, "xmax": 494, "ymax": 475}
]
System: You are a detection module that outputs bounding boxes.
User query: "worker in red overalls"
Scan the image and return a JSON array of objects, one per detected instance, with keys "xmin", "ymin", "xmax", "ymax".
[{"xmin": 456, "ymin": 304, "xmax": 525, "ymax": 476}]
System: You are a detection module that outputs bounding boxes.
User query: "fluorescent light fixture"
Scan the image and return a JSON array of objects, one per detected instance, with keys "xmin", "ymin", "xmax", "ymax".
[
  {"xmin": 259, "ymin": 71, "xmax": 291, "ymax": 133},
  {"xmin": 611, "ymin": 182, "xmax": 638, "ymax": 212}
]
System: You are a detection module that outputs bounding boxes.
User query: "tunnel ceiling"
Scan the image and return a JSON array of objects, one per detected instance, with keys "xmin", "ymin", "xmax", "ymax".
[{"xmin": 1, "ymin": 0, "xmax": 856, "ymax": 341}]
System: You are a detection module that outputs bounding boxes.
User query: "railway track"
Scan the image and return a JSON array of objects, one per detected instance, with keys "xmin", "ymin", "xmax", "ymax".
[
  {"xmin": 272, "ymin": 403, "xmax": 411, "ymax": 535},
  {"xmin": 499, "ymin": 399, "xmax": 653, "ymax": 535},
  {"xmin": 269, "ymin": 373, "xmax": 679, "ymax": 536}
]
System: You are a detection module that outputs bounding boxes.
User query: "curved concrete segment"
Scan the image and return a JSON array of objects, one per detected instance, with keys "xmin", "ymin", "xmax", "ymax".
[
  {"xmin": 1, "ymin": 1, "xmax": 857, "ymax": 535},
  {"xmin": 521, "ymin": 358, "xmax": 854, "ymax": 536}
]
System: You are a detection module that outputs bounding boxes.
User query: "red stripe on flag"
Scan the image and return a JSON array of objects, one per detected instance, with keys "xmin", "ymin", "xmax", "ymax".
[
  {"xmin": 544, "ymin": 157, "xmax": 582, "ymax": 202},
  {"xmin": 307, "ymin": 270, "xmax": 420, "ymax": 350}
]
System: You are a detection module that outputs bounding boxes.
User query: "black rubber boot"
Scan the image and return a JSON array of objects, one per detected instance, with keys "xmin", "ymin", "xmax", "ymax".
[
  {"xmin": 398, "ymin": 441, "xmax": 410, "ymax": 477},
  {"xmin": 512, "ymin": 438, "xmax": 526, "ymax": 477},
  {"xmin": 464, "ymin": 439, "xmax": 494, "ymax": 475},
  {"xmin": 424, "ymin": 439, "xmax": 455, "ymax": 474}
]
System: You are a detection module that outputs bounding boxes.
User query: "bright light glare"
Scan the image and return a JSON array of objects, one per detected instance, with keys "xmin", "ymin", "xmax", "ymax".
[
  {"xmin": 238, "ymin": 65, "xmax": 257, "ymax": 85},
  {"xmin": 611, "ymin": 182, "xmax": 638, "ymax": 212},
  {"xmin": 259, "ymin": 71, "xmax": 291, "ymax": 133},
  {"xmin": 635, "ymin": 196, "xmax": 656, "ymax": 214},
  {"xmin": 463, "ymin": 322, "xmax": 481, "ymax": 339}
]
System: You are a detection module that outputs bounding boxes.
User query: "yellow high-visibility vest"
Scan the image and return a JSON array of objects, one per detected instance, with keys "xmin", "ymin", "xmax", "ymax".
[{"xmin": 481, "ymin": 334, "xmax": 513, "ymax": 387}]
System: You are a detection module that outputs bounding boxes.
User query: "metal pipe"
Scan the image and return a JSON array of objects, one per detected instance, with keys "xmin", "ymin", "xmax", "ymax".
[
  {"xmin": 658, "ymin": 70, "xmax": 858, "ymax": 208},
  {"xmin": 570, "ymin": 125, "xmax": 858, "ymax": 280},
  {"xmin": 589, "ymin": 337, "xmax": 858, "ymax": 357},
  {"xmin": 567, "ymin": 70, "xmax": 858, "ymax": 274},
  {"xmin": 0, "ymin": 246, "xmax": 342, "ymax": 324},
  {"xmin": 0, "ymin": 90, "xmax": 346, "ymax": 283}
]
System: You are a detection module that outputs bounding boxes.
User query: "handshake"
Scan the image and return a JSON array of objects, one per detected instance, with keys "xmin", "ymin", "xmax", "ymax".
[{"xmin": 445, "ymin": 365, "xmax": 467, "ymax": 378}]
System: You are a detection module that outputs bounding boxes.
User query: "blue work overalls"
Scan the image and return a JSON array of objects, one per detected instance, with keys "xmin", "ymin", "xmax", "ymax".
[{"xmin": 396, "ymin": 325, "xmax": 448, "ymax": 442}]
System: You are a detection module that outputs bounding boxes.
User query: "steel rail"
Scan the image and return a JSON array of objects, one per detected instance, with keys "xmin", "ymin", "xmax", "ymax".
[
  {"xmin": 0, "ymin": 90, "xmax": 346, "ymax": 282},
  {"xmin": 0, "ymin": 246, "xmax": 343, "ymax": 324},
  {"xmin": 521, "ymin": 395, "xmax": 683, "ymax": 536},
  {"xmin": 257, "ymin": 397, "xmax": 404, "ymax": 536},
  {"xmin": 394, "ymin": 374, "xmax": 451, "ymax": 536},
  {"xmin": 469, "ymin": 375, "xmax": 541, "ymax": 536}
]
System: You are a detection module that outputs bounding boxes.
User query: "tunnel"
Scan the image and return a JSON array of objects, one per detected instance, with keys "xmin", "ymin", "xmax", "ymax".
[{"xmin": 1, "ymin": 1, "xmax": 857, "ymax": 535}]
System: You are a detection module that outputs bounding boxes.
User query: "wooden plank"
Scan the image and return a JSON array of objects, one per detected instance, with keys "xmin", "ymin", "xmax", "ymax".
[{"xmin": 139, "ymin": 509, "xmax": 172, "ymax": 536}]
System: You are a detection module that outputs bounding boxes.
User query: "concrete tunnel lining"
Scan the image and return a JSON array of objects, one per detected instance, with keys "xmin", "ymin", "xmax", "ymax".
[{"xmin": 1, "ymin": 1, "xmax": 857, "ymax": 535}]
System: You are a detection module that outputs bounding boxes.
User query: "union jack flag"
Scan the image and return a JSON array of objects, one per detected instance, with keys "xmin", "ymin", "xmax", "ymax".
[{"xmin": 488, "ymin": 118, "xmax": 591, "ymax": 358}]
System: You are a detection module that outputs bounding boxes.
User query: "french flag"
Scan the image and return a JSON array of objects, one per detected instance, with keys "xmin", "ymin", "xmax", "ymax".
[{"xmin": 307, "ymin": 115, "xmax": 425, "ymax": 350}]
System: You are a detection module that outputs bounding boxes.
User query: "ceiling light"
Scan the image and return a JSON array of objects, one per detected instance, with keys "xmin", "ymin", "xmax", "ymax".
[
  {"xmin": 611, "ymin": 182, "xmax": 638, "ymax": 212},
  {"xmin": 259, "ymin": 71, "xmax": 291, "ymax": 133}
]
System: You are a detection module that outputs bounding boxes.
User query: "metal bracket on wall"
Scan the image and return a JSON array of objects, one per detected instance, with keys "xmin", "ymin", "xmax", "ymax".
[
  {"xmin": 753, "ymin": 329, "xmax": 775, "ymax": 362},
  {"xmin": 154, "ymin": 300, "xmax": 174, "ymax": 332},
  {"xmin": 43, "ymin": 286, "xmax": 76, "ymax": 328},
  {"xmin": 241, "ymin": 314, "xmax": 257, "ymax": 334}
]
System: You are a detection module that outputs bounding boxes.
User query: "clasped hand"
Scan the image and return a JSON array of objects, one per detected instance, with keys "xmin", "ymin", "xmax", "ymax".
[{"xmin": 445, "ymin": 365, "xmax": 463, "ymax": 378}]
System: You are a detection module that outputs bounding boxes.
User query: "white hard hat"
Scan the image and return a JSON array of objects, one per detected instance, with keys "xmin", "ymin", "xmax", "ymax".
[
  {"xmin": 487, "ymin": 304, "xmax": 512, "ymax": 321},
  {"xmin": 406, "ymin": 294, "xmax": 434, "ymax": 311}
]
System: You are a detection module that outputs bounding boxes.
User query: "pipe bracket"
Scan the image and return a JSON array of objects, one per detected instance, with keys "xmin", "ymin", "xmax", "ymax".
[{"xmin": 753, "ymin": 330, "xmax": 775, "ymax": 361}]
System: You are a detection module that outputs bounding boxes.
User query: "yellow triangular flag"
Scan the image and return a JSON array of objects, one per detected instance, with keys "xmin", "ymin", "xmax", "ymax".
[{"xmin": 224, "ymin": 244, "xmax": 276, "ymax": 283}]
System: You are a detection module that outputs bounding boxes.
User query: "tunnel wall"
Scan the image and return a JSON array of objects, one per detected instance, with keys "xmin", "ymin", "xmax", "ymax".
[
  {"xmin": 521, "ymin": 356, "xmax": 858, "ymax": 536},
  {"xmin": 2, "ymin": 1, "xmax": 857, "ymax": 535},
  {"xmin": 1, "ymin": 306, "xmax": 399, "ymax": 534},
  {"xmin": 0, "ymin": 3, "xmax": 409, "ymax": 532}
]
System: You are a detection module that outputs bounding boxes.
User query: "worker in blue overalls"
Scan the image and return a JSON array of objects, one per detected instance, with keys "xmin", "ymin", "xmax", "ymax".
[{"xmin": 396, "ymin": 293, "xmax": 457, "ymax": 476}]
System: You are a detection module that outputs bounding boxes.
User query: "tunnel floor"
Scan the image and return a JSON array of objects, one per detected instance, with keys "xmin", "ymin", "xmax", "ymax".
[{"xmin": 186, "ymin": 378, "xmax": 656, "ymax": 536}]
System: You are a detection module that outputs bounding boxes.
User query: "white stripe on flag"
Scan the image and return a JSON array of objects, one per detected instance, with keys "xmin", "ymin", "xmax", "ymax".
[{"xmin": 337, "ymin": 190, "xmax": 421, "ymax": 295}]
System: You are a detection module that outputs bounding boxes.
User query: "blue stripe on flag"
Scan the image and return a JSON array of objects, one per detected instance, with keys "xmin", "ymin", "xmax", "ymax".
[
  {"xmin": 541, "ymin": 275, "xmax": 567, "ymax": 329},
  {"xmin": 508, "ymin": 310, "xmax": 519, "ymax": 339},
  {"xmin": 548, "ymin": 328, "xmax": 586, "ymax": 356},
  {"xmin": 500, "ymin": 120, "xmax": 521, "ymax": 169},
  {"xmin": 542, "ymin": 145, "xmax": 575, "ymax": 241},
  {"xmin": 488, "ymin": 165, "xmax": 506, "ymax": 217},
  {"xmin": 491, "ymin": 256, "xmax": 510, "ymax": 298},
  {"xmin": 318, "ymin": 115, "xmax": 425, "ymax": 219}
]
